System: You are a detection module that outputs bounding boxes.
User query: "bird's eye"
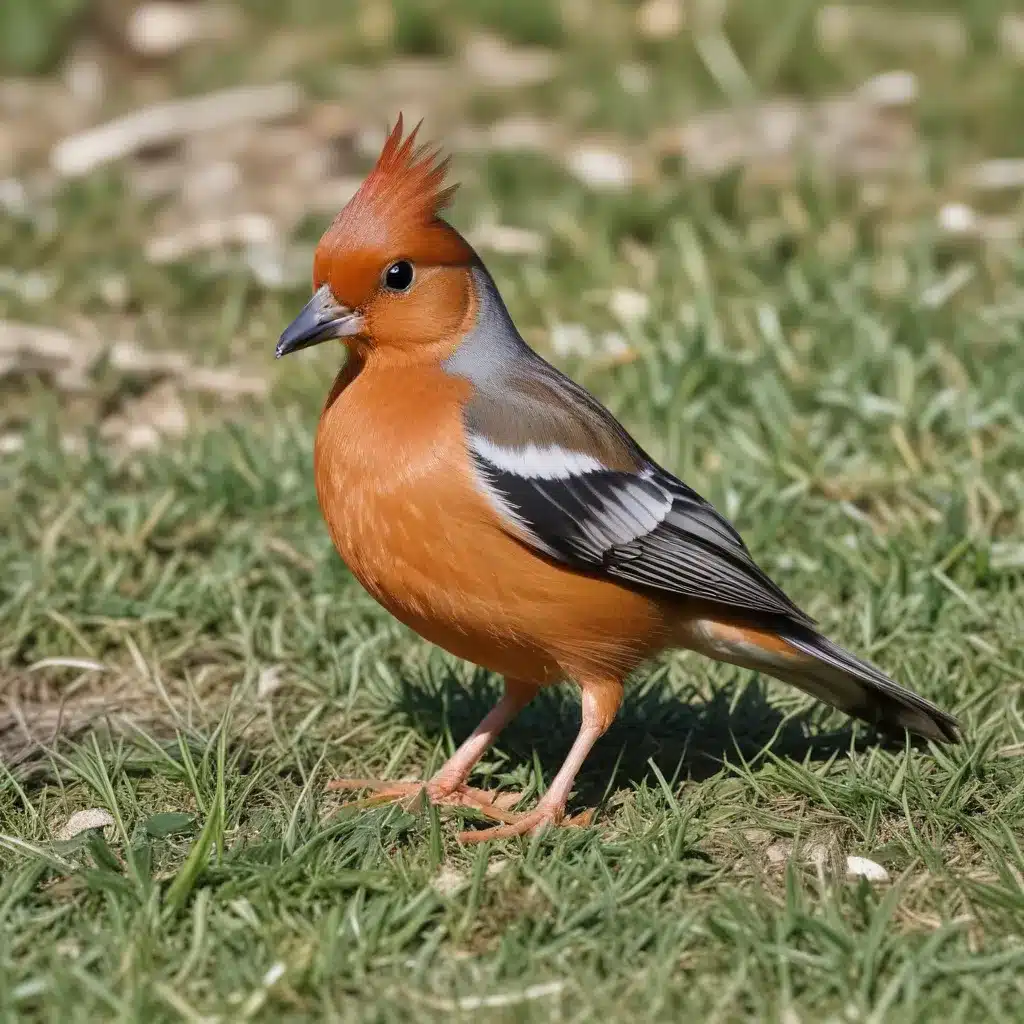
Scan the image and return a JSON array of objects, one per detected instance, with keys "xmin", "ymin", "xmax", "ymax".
[{"xmin": 383, "ymin": 260, "xmax": 414, "ymax": 292}]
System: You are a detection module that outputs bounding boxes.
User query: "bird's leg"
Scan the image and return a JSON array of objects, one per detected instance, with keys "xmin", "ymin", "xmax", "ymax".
[
  {"xmin": 327, "ymin": 677, "xmax": 539, "ymax": 819},
  {"xmin": 458, "ymin": 676, "xmax": 623, "ymax": 843}
]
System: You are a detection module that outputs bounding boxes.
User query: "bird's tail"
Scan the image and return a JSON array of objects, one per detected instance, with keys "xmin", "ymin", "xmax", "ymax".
[{"xmin": 687, "ymin": 618, "xmax": 960, "ymax": 743}]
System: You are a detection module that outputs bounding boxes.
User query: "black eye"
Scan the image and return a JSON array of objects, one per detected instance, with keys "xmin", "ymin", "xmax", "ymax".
[{"xmin": 383, "ymin": 260, "xmax": 414, "ymax": 292}]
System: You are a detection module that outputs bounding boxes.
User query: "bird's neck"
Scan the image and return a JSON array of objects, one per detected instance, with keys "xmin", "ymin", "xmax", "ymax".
[{"xmin": 316, "ymin": 352, "xmax": 471, "ymax": 477}]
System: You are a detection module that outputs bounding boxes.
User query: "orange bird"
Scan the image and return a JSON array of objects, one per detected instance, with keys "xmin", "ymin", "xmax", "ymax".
[{"xmin": 277, "ymin": 117, "xmax": 959, "ymax": 842}]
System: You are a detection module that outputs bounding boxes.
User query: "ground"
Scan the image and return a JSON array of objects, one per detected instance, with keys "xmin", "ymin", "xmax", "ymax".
[{"xmin": 2, "ymin": 0, "xmax": 1024, "ymax": 1020}]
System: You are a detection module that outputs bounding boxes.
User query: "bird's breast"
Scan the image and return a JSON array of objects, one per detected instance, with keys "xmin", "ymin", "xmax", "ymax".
[{"xmin": 314, "ymin": 362, "xmax": 466, "ymax": 570}]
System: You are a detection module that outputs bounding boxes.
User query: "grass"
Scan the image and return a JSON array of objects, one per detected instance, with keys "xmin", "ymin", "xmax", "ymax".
[{"xmin": 2, "ymin": 0, "xmax": 1024, "ymax": 1020}]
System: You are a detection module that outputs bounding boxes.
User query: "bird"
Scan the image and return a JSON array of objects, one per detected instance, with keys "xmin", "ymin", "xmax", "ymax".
[{"xmin": 276, "ymin": 116, "xmax": 959, "ymax": 843}]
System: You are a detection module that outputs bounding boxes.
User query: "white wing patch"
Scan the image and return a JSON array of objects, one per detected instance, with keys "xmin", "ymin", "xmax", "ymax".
[
  {"xmin": 468, "ymin": 434, "xmax": 604, "ymax": 480},
  {"xmin": 468, "ymin": 436, "xmax": 674, "ymax": 562}
]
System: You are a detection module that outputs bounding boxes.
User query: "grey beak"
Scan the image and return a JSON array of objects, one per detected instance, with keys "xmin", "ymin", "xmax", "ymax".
[{"xmin": 276, "ymin": 285, "xmax": 364, "ymax": 358}]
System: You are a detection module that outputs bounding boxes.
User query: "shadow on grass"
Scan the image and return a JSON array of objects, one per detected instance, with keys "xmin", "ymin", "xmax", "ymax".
[{"xmin": 387, "ymin": 665, "xmax": 886, "ymax": 808}]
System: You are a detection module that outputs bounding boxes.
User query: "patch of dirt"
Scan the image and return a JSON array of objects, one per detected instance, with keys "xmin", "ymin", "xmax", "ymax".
[
  {"xmin": 0, "ymin": 639, "xmax": 259, "ymax": 774},
  {"xmin": 0, "ymin": 664, "xmax": 144, "ymax": 771}
]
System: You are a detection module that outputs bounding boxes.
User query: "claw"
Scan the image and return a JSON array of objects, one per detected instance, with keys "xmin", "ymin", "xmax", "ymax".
[{"xmin": 325, "ymin": 777, "xmax": 524, "ymax": 822}]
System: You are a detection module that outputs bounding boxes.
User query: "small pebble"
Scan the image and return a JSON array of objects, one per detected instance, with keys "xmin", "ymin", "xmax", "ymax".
[
  {"xmin": 567, "ymin": 146, "xmax": 634, "ymax": 190},
  {"xmin": 938, "ymin": 202, "xmax": 977, "ymax": 235},
  {"xmin": 845, "ymin": 856, "xmax": 890, "ymax": 882},
  {"xmin": 609, "ymin": 288, "xmax": 650, "ymax": 325}
]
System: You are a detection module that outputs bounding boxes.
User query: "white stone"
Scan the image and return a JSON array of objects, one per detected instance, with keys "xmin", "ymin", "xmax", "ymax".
[
  {"xmin": 937, "ymin": 203, "xmax": 977, "ymax": 235},
  {"xmin": 609, "ymin": 288, "xmax": 650, "ymax": 325},
  {"xmin": 567, "ymin": 146, "xmax": 634, "ymax": 190},
  {"xmin": 845, "ymin": 856, "xmax": 890, "ymax": 882}
]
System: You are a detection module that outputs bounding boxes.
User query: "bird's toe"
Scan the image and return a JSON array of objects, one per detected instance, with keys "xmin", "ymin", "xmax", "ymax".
[
  {"xmin": 456, "ymin": 804, "xmax": 594, "ymax": 843},
  {"xmin": 325, "ymin": 777, "xmax": 524, "ymax": 822}
]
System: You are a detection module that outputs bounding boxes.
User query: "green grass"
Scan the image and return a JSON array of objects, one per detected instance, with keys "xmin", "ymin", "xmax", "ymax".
[{"xmin": 3, "ymin": 0, "xmax": 1024, "ymax": 1020}]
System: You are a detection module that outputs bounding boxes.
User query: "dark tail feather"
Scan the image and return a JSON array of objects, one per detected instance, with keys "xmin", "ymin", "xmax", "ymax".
[{"xmin": 779, "ymin": 627, "xmax": 960, "ymax": 743}]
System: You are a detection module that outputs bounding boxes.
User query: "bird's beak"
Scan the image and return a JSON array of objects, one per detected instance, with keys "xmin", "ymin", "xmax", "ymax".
[{"xmin": 276, "ymin": 284, "xmax": 364, "ymax": 358}]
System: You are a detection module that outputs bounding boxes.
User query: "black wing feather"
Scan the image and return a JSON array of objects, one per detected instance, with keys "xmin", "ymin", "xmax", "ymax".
[{"xmin": 475, "ymin": 456, "xmax": 814, "ymax": 626}]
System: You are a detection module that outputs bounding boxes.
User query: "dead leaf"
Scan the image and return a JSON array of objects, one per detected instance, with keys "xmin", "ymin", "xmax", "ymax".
[
  {"xmin": 257, "ymin": 666, "xmax": 284, "ymax": 699},
  {"xmin": 0, "ymin": 321, "xmax": 97, "ymax": 391},
  {"xmin": 62, "ymin": 48, "xmax": 106, "ymax": 111},
  {"xmin": 550, "ymin": 323, "xmax": 595, "ymax": 358},
  {"xmin": 968, "ymin": 159, "xmax": 1024, "ymax": 192},
  {"xmin": 55, "ymin": 808, "xmax": 115, "ymax": 841},
  {"xmin": 406, "ymin": 981, "xmax": 567, "ymax": 1013},
  {"xmin": 29, "ymin": 658, "xmax": 107, "ymax": 672},
  {"xmin": 484, "ymin": 116, "xmax": 558, "ymax": 153},
  {"xmin": 0, "ymin": 320, "xmax": 266, "ymax": 455}
]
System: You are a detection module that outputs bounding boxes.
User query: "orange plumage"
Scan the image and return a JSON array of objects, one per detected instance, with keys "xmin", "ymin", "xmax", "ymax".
[{"xmin": 277, "ymin": 118, "xmax": 959, "ymax": 842}]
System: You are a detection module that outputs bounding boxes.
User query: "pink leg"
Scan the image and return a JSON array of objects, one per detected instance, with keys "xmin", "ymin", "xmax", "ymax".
[
  {"xmin": 327, "ymin": 677, "xmax": 539, "ymax": 817},
  {"xmin": 426, "ymin": 678, "xmax": 538, "ymax": 794},
  {"xmin": 458, "ymin": 676, "xmax": 624, "ymax": 843}
]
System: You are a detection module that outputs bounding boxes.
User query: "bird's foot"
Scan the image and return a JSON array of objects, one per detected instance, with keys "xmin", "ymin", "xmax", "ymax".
[
  {"xmin": 325, "ymin": 777, "xmax": 524, "ymax": 821},
  {"xmin": 456, "ymin": 804, "xmax": 595, "ymax": 844}
]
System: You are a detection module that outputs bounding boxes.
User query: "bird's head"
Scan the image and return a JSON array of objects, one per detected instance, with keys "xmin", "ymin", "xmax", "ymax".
[{"xmin": 276, "ymin": 115, "xmax": 476, "ymax": 365}]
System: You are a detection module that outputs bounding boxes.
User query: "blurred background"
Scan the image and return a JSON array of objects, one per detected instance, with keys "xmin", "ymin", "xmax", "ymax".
[
  {"xmin": 3, "ymin": 2, "xmax": 1024, "ymax": 1018},
  {"xmin": 2, "ymin": 0, "xmax": 1024, "ymax": 449}
]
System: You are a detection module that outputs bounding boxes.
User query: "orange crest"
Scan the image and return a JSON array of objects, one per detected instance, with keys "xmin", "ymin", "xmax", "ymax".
[
  {"xmin": 355, "ymin": 114, "xmax": 458, "ymax": 228},
  {"xmin": 313, "ymin": 115, "xmax": 472, "ymax": 302}
]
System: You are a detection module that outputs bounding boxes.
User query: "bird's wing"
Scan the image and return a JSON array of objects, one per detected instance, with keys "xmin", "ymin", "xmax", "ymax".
[{"xmin": 461, "ymin": 356, "xmax": 814, "ymax": 625}]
